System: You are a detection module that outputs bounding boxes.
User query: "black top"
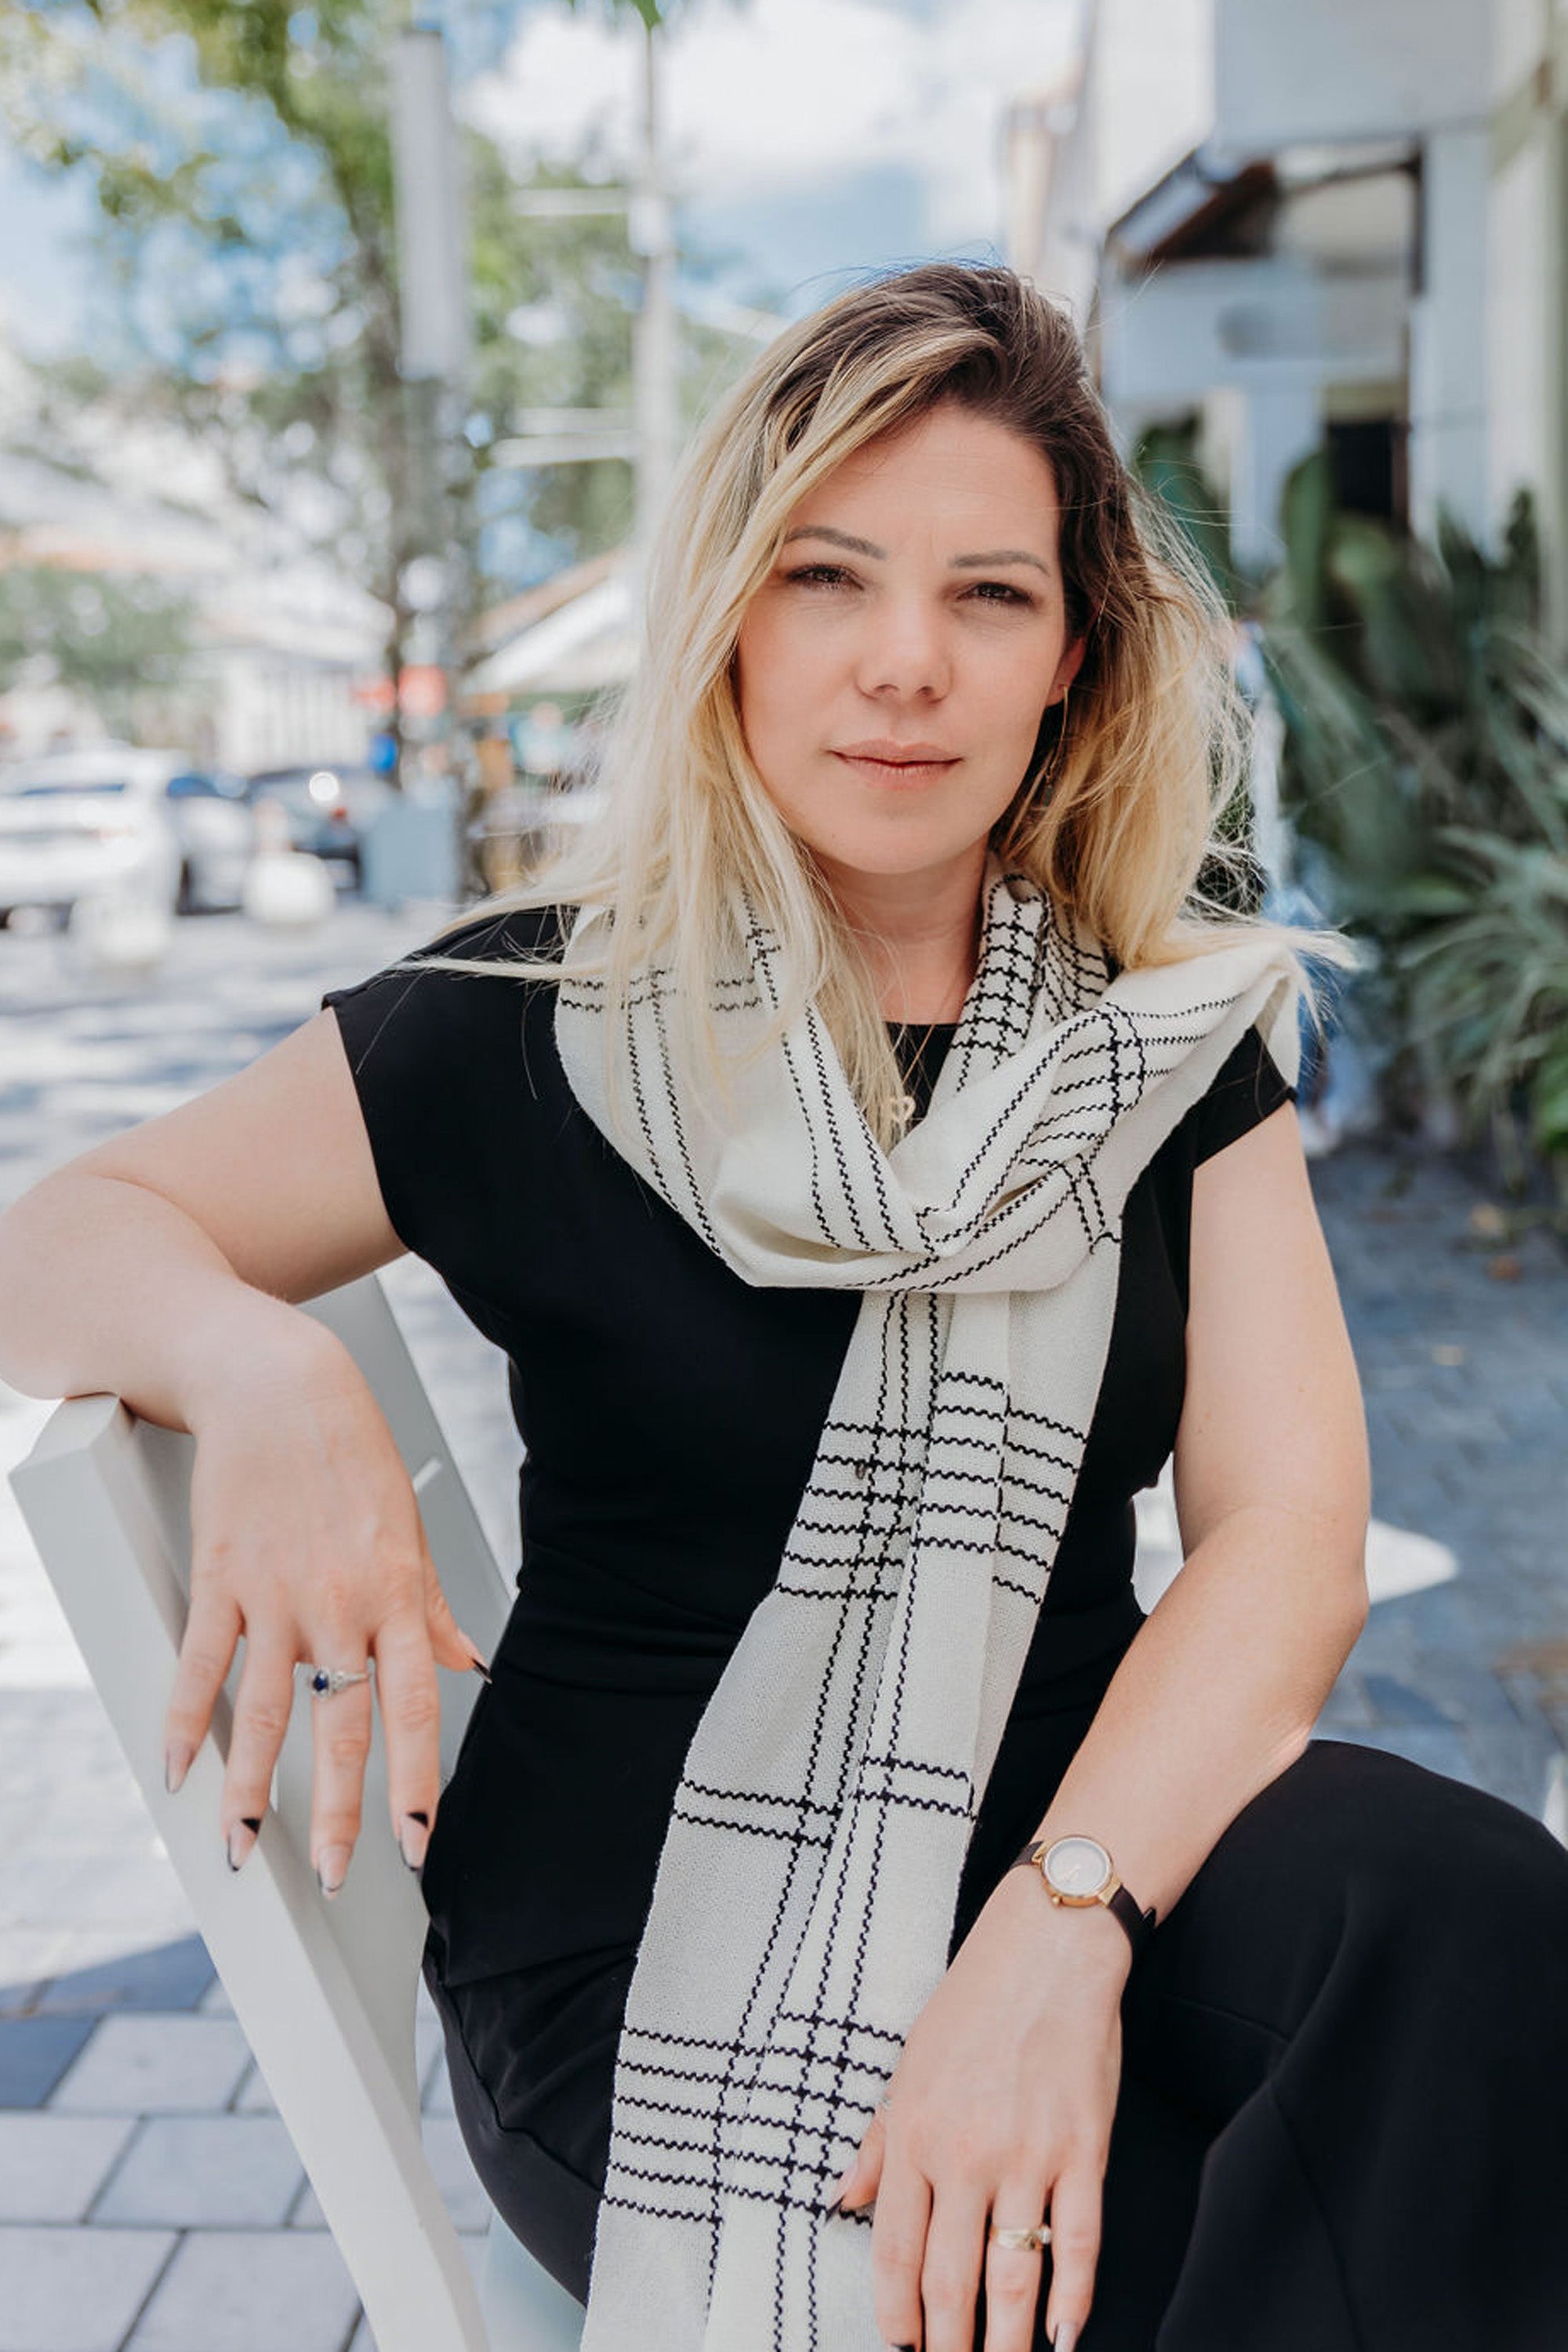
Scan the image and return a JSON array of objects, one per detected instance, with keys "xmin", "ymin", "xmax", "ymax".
[{"xmin": 321, "ymin": 905, "xmax": 1295, "ymax": 1994}]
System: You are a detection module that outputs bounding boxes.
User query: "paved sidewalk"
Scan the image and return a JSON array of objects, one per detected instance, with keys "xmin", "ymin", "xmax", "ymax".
[
  {"xmin": 1, "ymin": 905, "xmax": 1564, "ymax": 2350},
  {"xmin": 1306, "ymin": 1141, "xmax": 1568, "ymax": 1812},
  {"xmin": 1, "ymin": 906, "xmax": 515, "ymax": 2352}
]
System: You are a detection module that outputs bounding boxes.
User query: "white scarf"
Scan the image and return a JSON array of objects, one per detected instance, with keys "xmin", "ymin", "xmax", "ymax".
[{"xmin": 554, "ymin": 862, "xmax": 1301, "ymax": 2352}]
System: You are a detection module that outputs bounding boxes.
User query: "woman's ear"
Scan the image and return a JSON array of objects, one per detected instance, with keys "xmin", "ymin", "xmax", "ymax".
[{"xmin": 1052, "ymin": 634, "xmax": 1087, "ymax": 702}]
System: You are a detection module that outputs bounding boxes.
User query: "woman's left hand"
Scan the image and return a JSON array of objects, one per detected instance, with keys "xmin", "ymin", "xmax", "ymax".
[{"xmin": 827, "ymin": 1867, "xmax": 1131, "ymax": 2352}]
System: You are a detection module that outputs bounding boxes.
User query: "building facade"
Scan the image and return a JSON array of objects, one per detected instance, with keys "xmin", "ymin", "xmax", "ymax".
[{"xmin": 1014, "ymin": 0, "xmax": 1568, "ymax": 641}]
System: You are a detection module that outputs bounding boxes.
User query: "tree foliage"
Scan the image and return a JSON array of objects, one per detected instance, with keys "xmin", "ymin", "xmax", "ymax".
[
  {"xmin": 0, "ymin": 0, "xmax": 735, "ymax": 758},
  {"xmin": 1261, "ymin": 456, "xmax": 1568, "ymax": 1187},
  {"xmin": 0, "ymin": 562, "xmax": 194, "ymax": 735}
]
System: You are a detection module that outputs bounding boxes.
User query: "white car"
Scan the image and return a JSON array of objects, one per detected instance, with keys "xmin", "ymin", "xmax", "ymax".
[
  {"xmin": 0, "ymin": 746, "xmax": 253, "ymax": 928},
  {"xmin": 162, "ymin": 763, "xmax": 256, "ymax": 912}
]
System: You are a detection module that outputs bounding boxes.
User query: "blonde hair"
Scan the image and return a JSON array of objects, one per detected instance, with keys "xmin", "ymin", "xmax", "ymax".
[{"xmin": 412, "ymin": 260, "xmax": 1356, "ymax": 1144}]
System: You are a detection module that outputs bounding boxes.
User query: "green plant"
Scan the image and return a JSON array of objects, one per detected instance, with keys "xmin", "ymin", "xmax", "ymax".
[
  {"xmin": 0, "ymin": 0, "xmax": 742, "ymax": 771},
  {"xmin": 0, "ymin": 562, "xmax": 194, "ymax": 736},
  {"xmin": 1394, "ymin": 833, "xmax": 1568, "ymax": 1176},
  {"xmin": 1257, "ymin": 453, "xmax": 1568, "ymax": 1197}
]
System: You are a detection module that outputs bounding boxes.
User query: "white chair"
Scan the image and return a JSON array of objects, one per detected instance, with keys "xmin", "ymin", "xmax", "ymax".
[
  {"xmin": 19, "ymin": 1270, "xmax": 1560, "ymax": 2352},
  {"xmin": 9, "ymin": 1273, "xmax": 586, "ymax": 2352}
]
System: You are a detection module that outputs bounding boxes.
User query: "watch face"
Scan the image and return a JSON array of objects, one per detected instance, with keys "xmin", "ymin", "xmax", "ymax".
[{"xmin": 1043, "ymin": 1835, "xmax": 1112, "ymax": 1897}]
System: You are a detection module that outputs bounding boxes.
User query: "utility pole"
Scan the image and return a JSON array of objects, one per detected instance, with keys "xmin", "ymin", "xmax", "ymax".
[
  {"xmin": 390, "ymin": 18, "xmax": 470, "ymax": 852},
  {"xmin": 629, "ymin": 13, "xmax": 679, "ymax": 582},
  {"xmin": 479, "ymin": 13, "xmax": 681, "ymax": 611}
]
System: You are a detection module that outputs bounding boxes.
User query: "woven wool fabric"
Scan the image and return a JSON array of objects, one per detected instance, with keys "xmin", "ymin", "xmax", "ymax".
[{"xmin": 553, "ymin": 862, "xmax": 1303, "ymax": 2352}]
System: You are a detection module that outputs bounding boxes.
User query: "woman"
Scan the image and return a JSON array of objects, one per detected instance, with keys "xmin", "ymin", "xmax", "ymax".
[{"xmin": 2, "ymin": 264, "xmax": 1565, "ymax": 2352}]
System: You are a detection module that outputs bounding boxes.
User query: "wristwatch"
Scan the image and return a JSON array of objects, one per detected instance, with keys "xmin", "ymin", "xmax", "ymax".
[{"xmin": 1010, "ymin": 1833, "xmax": 1156, "ymax": 1963}]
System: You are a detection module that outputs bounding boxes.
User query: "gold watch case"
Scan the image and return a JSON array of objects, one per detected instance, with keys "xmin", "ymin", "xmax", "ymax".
[{"xmin": 1036, "ymin": 1832, "xmax": 1121, "ymax": 1910}]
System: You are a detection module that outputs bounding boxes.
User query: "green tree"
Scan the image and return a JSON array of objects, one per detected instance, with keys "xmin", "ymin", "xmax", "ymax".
[
  {"xmin": 0, "ymin": 0, "xmax": 735, "ymax": 771},
  {"xmin": 0, "ymin": 562, "xmax": 194, "ymax": 739}
]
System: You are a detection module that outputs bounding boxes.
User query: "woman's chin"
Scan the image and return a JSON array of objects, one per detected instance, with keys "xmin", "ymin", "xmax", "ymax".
[{"xmin": 800, "ymin": 831, "xmax": 996, "ymax": 889}]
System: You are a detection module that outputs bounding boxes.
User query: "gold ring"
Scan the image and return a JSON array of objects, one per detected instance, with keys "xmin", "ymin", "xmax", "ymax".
[{"xmin": 989, "ymin": 2223, "xmax": 1051, "ymax": 2252}]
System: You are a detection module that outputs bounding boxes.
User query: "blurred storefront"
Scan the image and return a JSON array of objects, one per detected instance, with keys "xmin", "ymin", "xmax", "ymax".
[
  {"xmin": 465, "ymin": 547, "xmax": 635, "ymax": 704},
  {"xmin": 1012, "ymin": 0, "xmax": 1568, "ymax": 645},
  {"xmin": 0, "ymin": 347, "xmax": 385, "ymax": 771},
  {"xmin": 459, "ymin": 550, "xmax": 627, "ymax": 891}
]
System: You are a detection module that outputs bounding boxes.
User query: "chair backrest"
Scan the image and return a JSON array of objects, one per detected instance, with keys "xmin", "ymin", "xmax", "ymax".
[{"xmin": 9, "ymin": 1274, "xmax": 520, "ymax": 2352}]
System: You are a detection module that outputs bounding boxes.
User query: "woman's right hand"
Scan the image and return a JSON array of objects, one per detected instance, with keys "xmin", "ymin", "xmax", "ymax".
[{"xmin": 161, "ymin": 1328, "xmax": 488, "ymax": 1894}]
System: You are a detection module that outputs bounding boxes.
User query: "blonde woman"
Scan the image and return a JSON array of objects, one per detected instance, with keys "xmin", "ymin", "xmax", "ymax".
[{"xmin": 2, "ymin": 264, "xmax": 1566, "ymax": 2352}]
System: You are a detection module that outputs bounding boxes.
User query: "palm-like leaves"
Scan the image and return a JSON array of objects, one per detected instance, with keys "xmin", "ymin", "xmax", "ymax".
[
  {"xmin": 1395, "ymin": 832, "xmax": 1568, "ymax": 1172},
  {"xmin": 1258, "ymin": 456, "xmax": 1568, "ymax": 1192}
]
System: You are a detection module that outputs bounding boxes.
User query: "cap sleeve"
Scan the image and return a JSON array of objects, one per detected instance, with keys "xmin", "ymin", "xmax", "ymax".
[
  {"xmin": 1186, "ymin": 1022, "xmax": 1297, "ymax": 1166},
  {"xmin": 319, "ymin": 902, "xmax": 568, "ymax": 1283}
]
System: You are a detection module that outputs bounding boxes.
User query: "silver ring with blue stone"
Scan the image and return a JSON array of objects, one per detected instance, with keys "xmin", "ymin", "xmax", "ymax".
[{"xmin": 303, "ymin": 1664, "xmax": 372, "ymax": 1698}]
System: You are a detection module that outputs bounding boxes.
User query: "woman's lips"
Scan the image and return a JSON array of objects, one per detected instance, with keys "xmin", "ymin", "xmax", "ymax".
[{"xmin": 830, "ymin": 750, "xmax": 960, "ymax": 786}]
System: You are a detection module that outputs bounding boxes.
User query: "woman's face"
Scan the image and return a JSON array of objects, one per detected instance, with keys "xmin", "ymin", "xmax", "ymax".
[{"xmin": 734, "ymin": 401, "xmax": 1084, "ymax": 891}]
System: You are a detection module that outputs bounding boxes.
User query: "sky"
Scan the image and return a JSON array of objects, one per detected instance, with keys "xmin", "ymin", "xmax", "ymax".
[
  {"xmin": 466, "ymin": 0, "xmax": 1082, "ymax": 306},
  {"xmin": 0, "ymin": 0, "xmax": 1084, "ymax": 357},
  {"xmin": 0, "ymin": 152, "xmax": 102, "ymax": 360}
]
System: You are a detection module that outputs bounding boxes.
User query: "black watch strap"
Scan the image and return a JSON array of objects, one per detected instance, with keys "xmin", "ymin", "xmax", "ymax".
[{"xmin": 1010, "ymin": 1838, "xmax": 1157, "ymax": 1963}]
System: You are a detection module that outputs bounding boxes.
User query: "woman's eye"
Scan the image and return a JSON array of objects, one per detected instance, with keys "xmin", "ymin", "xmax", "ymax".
[
  {"xmin": 964, "ymin": 580, "xmax": 1035, "ymax": 608},
  {"xmin": 775, "ymin": 566, "xmax": 1035, "ymax": 606}
]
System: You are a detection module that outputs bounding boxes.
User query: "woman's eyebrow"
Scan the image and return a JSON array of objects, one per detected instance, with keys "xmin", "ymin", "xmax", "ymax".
[
  {"xmin": 953, "ymin": 548, "xmax": 1052, "ymax": 576},
  {"xmin": 782, "ymin": 525, "xmax": 884, "ymax": 558},
  {"xmin": 781, "ymin": 525, "xmax": 1051, "ymax": 578}
]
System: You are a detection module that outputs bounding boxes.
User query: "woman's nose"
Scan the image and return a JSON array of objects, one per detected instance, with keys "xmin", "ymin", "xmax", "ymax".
[{"xmin": 853, "ymin": 601, "xmax": 952, "ymax": 700}]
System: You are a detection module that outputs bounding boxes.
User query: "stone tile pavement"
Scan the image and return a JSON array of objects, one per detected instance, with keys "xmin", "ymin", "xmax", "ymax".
[
  {"xmin": 1, "ymin": 904, "xmax": 510, "ymax": 2351},
  {"xmin": 1304, "ymin": 1141, "xmax": 1568, "ymax": 1813},
  {"xmin": 0, "ymin": 904, "xmax": 1564, "ymax": 2348}
]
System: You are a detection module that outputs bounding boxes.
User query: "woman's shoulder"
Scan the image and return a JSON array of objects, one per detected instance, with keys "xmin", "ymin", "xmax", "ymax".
[
  {"xmin": 424, "ymin": 898, "xmax": 579, "ymax": 967},
  {"xmin": 321, "ymin": 899, "xmax": 578, "ymax": 1050},
  {"xmin": 324, "ymin": 898, "xmax": 576, "ymax": 1004},
  {"xmin": 318, "ymin": 898, "xmax": 585, "ymax": 1134},
  {"xmin": 1184, "ymin": 1022, "xmax": 1297, "ymax": 1167},
  {"xmin": 1102, "ymin": 927, "xmax": 1296, "ymax": 1169},
  {"xmin": 317, "ymin": 901, "xmax": 583, "ymax": 1273}
]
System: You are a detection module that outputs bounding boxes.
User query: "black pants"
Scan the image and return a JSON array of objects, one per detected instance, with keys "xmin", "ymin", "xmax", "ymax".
[{"xmin": 427, "ymin": 1740, "xmax": 1568, "ymax": 2349}]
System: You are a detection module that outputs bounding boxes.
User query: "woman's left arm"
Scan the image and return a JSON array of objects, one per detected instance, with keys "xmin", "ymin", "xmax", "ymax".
[{"xmin": 834, "ymin": 1098, "xmax": 1373, "ymax": 2352}]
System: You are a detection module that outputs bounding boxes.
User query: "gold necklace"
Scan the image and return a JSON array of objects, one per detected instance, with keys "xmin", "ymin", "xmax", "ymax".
[{"xmin": 890, "ymin": 1016, "xmax": 946, "ymax": 1131}]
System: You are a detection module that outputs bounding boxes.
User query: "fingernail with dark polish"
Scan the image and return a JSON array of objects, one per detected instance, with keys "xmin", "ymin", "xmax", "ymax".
[
  {"xmin": 317, "ymin": 1843, "xmax": 350, "ymax": 1897},
  {"xmin": 470, "ymin": 1656, "xmax": 492, "ymax": 1684},
  {"xmin": 399, "ymin": 1810, "xmax": 430, "ymax": 1871},
  {"xmin": 225, "ymin": 1817, "xmax": 261, "ymax": 1872}
]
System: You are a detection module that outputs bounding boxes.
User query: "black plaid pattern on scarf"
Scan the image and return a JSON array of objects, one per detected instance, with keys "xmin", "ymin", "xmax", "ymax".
[{"xmin": 553, "ymin": 863, "xmax": 1301, "ymax": 2350}]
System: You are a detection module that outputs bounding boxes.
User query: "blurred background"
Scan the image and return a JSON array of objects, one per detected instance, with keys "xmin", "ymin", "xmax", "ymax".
[
  {"xmin": 2, "ymin": 0, "xmax": 1566, "ymax": 1183},
  {"xmin": 2, "ymin": 0, "xmax": 1566, "ymax": 1192},
  {"xmin": 3, "ymin": 7, "xmax": 1568, "ymax": 2347}
]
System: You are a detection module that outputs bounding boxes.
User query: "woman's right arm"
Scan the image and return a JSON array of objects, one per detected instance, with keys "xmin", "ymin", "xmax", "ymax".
[{"xmin": 0, "ymin": 1007, "xmax": 486, "ymax": 1892}]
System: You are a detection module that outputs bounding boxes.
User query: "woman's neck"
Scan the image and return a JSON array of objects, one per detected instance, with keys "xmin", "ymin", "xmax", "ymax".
[{"xmin": 817, "ymin": 845, "xmax": 985, "ymax": 1024}]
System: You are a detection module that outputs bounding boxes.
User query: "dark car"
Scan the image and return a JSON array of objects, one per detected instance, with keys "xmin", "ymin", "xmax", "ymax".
[{"xmin": 244, "ymin": 764, "xmax": 394, "ymax": 891}]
